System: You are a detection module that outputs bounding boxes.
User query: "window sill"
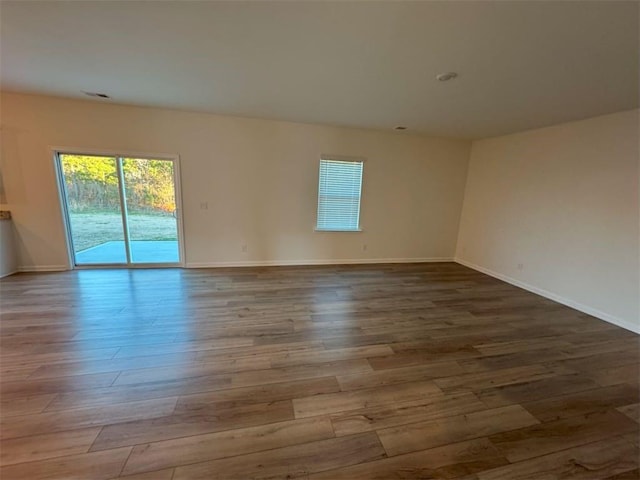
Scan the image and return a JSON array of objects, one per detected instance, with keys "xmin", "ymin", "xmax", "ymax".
[{"xmin": 314, "ymin": 228, "xmax": 363, "ymax": 232}]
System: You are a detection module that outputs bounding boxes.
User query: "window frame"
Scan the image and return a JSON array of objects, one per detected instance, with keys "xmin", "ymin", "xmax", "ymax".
[{"xmin": 314, "ymin": 154, "xmax": 365, "ymax": 233}]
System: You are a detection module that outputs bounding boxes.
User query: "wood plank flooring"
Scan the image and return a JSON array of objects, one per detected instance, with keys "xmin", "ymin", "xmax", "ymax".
[{"xmin": 0, "ymin": 263, "xmax": 638, "ymax": 479}]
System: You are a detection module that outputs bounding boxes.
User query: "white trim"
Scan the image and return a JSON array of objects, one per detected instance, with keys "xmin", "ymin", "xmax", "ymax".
[
  {"xmin": 73, "ymin": 263, "xmax": 182, "ymax": 269},
  {"xmin": 319, "ymin": 154, "xmax": 366, "ymax": 163},
  {"xmin": 172, "ymin": 156, "xmax": 187, "ymax": 266},
  {"xmin": 49, "ymin": 146, "xmax": 179, "ymax": 161},
  {"xmin": 0, "ymin": 270, "xmax": 19, "ymax": 279},
  {"xmin": 52, "ymin": 151, "xmax": 75, "ymax": 270},
  {"xmin": 186, "ymin": 257, "xmax": 453, "ymax": 268},
  {"xmin": 455, "ymin": 257, "xmax": 639, "ymax": 334},
  {"xmin": 17, "ymin": 265, "xmax": 69, "ymax": 273}
]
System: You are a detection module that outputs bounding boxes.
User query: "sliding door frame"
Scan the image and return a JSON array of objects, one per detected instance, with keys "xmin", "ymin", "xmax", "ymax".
[{"xmin": 52, "ymin": 147, "xmax": 186, "ymax": 270}]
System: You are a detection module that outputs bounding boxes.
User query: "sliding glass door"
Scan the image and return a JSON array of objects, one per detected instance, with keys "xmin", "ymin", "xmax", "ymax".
[
  {"xmin": 57, "ymin": 153, "xmax": 182, "ymax": 266},
  {"xmin": 122, "ymin": 157, "xmax": 180, "ymax": 263}
]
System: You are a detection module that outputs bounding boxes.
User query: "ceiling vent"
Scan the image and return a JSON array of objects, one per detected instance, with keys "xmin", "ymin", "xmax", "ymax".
[
  {"xmin": 83, "ymin": 91, "xmax": 111, "ymax": 99},
  {"xmin": 436, "ymin": 72, "xmax": 458, "ymax": 82}
]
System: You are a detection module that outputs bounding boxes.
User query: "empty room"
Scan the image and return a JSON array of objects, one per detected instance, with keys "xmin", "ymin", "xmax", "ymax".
[{"xmin": 0, "ymin": 1, "xmax": 638, "ymax": 479}]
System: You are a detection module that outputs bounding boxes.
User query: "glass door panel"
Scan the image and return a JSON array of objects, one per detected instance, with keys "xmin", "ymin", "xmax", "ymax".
[
  {"xmin": 59, "ymin": 154, "xmax": 128, "ymax": 265},
  {"xmin": 121, "ymin": 158, "xmax": 180, "ymax": 264}
]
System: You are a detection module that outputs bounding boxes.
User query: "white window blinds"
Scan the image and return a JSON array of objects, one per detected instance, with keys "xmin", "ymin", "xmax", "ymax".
[{"xmin": 316, "ymin": 158, "xmax": 363, "ymax": 231}]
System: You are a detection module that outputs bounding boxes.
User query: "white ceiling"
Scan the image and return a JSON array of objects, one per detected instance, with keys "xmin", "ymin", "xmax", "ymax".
[{"xmin": 1, "ymin": 1, "xmax": 638, "ymax": 139}]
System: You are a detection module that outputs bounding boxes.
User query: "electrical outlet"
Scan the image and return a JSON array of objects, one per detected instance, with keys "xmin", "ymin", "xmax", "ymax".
[
  {"xmin": 241, "ymin": 244, "xmax": 248, "ymax": 253},
  {"xmin": 517, "ymin": 263, "xmax": 524, "ymax": 270},
  {"xmin": 362, "ymin": 244, "xmax": 367, "ymax": 251},
  {"xmin": 200, "ymin": 202, "xmax": 208, "ymax": 210}
]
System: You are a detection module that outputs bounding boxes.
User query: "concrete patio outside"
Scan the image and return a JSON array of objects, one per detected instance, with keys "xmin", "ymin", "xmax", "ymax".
[{"xmin": 75, "ymin": 240, "xmax": 179, "ymax": 264}]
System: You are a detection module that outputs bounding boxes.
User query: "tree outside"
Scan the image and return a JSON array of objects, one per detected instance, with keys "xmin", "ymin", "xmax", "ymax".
[{"xmin": 60, "ymin": 155, "xmax": 178, "ymax": 252}]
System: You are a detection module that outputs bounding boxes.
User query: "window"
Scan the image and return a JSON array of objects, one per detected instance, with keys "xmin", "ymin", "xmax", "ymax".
[{"xmin": 316, "ymin": 157, "xmax": 363, "ymax": 231}]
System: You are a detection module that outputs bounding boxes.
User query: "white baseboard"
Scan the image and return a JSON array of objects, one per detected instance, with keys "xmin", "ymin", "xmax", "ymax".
[
  {"xmin": 455, "ymin": 257, "xmax": 639, "ymax": 334},
  {"xmin": 186, "ymin": 257, "xmax": 454, "ymax": 269},
  {"xmin": 17, "ymin": 265, "xmax": 69, "ymax": 273},
  {"xmin": 0, "ymin": 269, "xmax": 18, "ymax": 279}
]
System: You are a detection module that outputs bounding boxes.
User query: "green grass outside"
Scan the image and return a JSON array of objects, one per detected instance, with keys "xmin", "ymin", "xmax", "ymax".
[{"xmin": 69, "ymin": 212, "xmax": 178, "ymax": 252}]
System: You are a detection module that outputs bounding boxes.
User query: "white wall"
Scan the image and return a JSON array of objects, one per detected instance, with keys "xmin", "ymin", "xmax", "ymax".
[
  {"xmin": 2, "ymin": 92, "xmax": 638, "ymax": 331},
  {"xmin": 456, "ymin": 110, "xmax": 639, "ymax": 332},
  {"xmin": 0, "ymin": 92, "xmax": 470, "ymax": 270}
]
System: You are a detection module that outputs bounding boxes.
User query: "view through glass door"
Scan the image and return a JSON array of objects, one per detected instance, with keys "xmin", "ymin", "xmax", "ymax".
[{"xmin": 58, "ymin": 153, "xmax": 181, "ymax": 266}]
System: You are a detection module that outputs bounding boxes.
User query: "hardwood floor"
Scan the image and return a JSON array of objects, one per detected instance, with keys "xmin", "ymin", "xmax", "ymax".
[{"xmin": 0, "ymin": 263, "xmax": 638, "ymax": 479}]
